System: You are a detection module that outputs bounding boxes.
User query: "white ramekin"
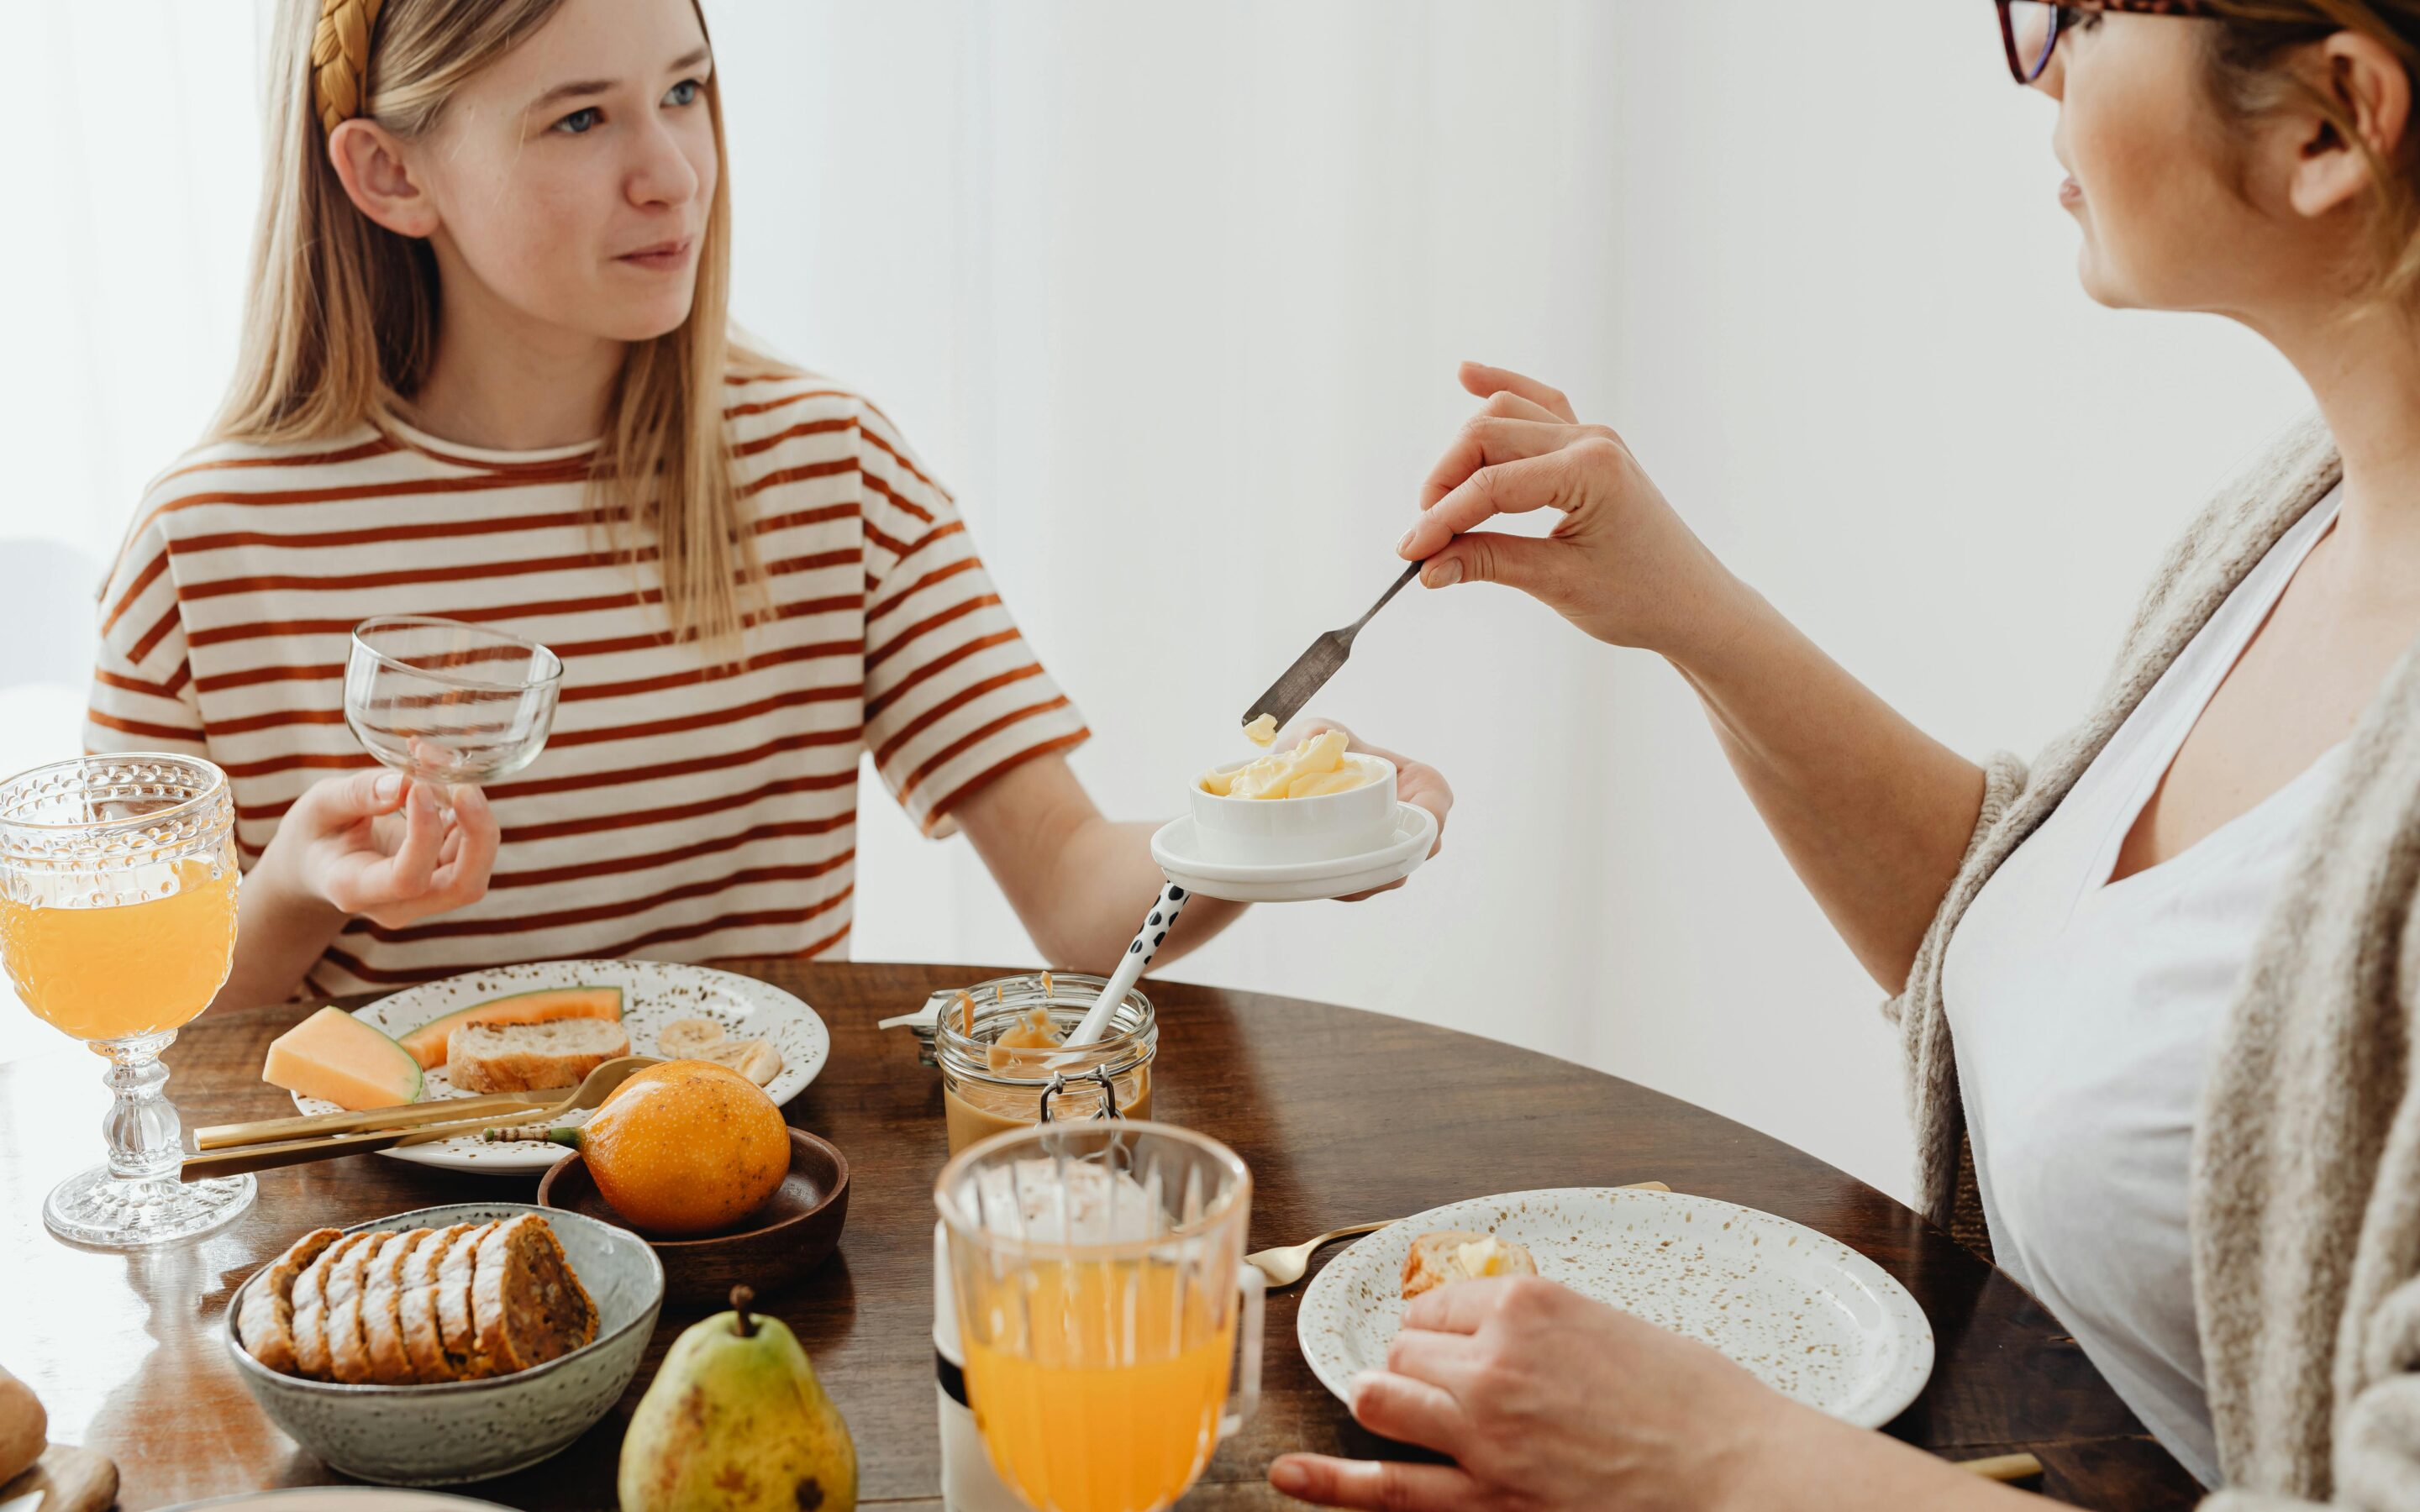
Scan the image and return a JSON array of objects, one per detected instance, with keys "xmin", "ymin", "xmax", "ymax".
[{"xmin": 1188, "ymin": 755, "xmax": 1397, "ymax": 865}]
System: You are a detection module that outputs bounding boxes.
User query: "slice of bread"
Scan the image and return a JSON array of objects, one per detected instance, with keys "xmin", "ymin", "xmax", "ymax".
[
  {"xmin": 400, "ymin": 1224, "xmax": 472, "ymax": 1383},
  {"xmin": 235, "ymin": 1227, "xmax": 342, "ymax": 1375},
  {"xmin": 291, "ymin": 1231, "xmax": 375, "ymax": 1380},
  {"xmin": 448, "ymin": 1019, "xmax": 630, "ymax": 1095},
  {"xmin": 1399, "ymin": 1230, "xmax": 1539, "ymax": 1299},
  {"xmin": 438, "ymin": 1220, "xmax": 501, "ymax": 1378},
  {"xmin": 361, "ymin": 1228, "xmax": 428, "ymax": 1384},
  {"xmin": 471, "ymin": 1214, "xmax": 600, "ymax": 1377},
  {"xmin": 323, "ymin": 1231, "xmax": 387, "ymax": 1384}
]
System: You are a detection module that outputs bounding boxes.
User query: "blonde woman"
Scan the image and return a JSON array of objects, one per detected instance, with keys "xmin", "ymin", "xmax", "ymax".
[
  {"xmin": 87, "ymin": 0, "xmax": 1449, "ymax": 1005},
  {"xmin": 1278, "ymin": 2, "xmax": 2420, "ymax": 1509}
]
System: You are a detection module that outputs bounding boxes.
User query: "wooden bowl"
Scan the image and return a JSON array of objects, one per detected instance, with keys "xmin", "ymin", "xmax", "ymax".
[{"xmin": 536, "ymin": 1128, "xmax": 848, "ymax": 1307}]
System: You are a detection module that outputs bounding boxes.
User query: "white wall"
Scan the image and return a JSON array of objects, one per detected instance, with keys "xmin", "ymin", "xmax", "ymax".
[{"xmin": 0, "ymin": 2, "xmax": 2311, "ymax": 1200}]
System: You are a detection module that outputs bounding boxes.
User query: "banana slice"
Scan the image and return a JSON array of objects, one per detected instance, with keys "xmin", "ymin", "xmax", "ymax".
[
  {"xmin": 698, "ymin": 1037, "xmax": 782, "ymax": 1086},
  {"xmin": 655, "ymin": 1017, "xmax": 728, "ymax": 1058}
]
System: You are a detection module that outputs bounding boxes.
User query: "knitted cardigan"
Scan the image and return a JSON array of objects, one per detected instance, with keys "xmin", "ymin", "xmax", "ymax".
[{"xmin": 1883, "ymin": 412, "xmax": 2420, "ymax": 1507}]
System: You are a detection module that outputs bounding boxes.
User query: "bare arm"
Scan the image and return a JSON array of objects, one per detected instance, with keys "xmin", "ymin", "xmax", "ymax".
[
  {"xmin": 1399, "ymin": 363, "xmax": 1983, "ymax": 991},
  {"xmin": 950, "ymin": 754, "xmax": 1249, "ymax": 974},
  {"xmin": 1673, "ymin": 582, "xmax": 1986, "ymax": 990}
]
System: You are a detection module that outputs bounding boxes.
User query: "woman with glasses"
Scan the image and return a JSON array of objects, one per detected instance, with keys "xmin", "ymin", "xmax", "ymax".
[{"xmin": 1274, "ymin": 3, "xmax": 2420, "ymax": 1509}]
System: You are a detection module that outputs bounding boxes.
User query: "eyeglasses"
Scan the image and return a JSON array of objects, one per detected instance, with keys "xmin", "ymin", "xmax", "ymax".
[{"xmin": 1998, "ymin": 2, "xmax": 2213, "ymax": 85}]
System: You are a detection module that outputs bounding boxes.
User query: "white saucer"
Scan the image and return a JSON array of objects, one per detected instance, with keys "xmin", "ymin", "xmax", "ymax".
[{"xmin": 1150, "ymin": 802, "xmax": 1437, "ymax": 902}]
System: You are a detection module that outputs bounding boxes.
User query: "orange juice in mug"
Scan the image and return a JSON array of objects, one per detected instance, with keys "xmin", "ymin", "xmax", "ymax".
[{"xmin": 936, "ymin": 1122, "xmax": 1263, "ymax": 1512}]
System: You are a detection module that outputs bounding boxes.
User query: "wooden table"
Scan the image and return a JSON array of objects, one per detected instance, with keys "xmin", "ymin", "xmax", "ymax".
[{"xmin": 0, "ymin": 960, "xmax": 2201, "ymax": 1510}]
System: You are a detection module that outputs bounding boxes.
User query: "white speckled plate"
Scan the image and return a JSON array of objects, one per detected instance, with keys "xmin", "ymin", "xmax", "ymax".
[
  {"xmin": 1297, "ymin": 1187, "xmax": 1934, "ymax": 1429},
  {"xmin": 290, "ymin": 958, "xmax": 829, "ymax": 1174}
]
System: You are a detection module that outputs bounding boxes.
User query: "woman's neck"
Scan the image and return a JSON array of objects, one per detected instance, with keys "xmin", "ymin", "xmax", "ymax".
[
  {"xmin": 405, "ymin": 254, "xmax": 626, "ymax": 452},
  {"xmin": 2265, "ymin": 300, "xmax": 2420, "ymax": 596}
]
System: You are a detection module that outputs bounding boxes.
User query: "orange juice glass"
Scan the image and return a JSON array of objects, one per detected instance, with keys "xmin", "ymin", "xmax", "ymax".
[
  {"xmin": 936, "ymin": 1121, "xmax": 1264, "ymax": 1512},
  {"xmin": 0, "ymin": 753, "xmax": 253, "ymax": 1247}
]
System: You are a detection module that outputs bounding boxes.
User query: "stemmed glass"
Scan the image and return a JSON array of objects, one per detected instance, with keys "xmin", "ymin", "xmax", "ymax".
[
  {"xmin": 0, "ymin": 753, "xmax": 253, "ymax": 1247},
  {"xmin": 344, "ymin": 616, "xmax": 564, "ymax": 796},
  {"xmin": 936, "ymin": 1121, "xmax": 1265, "ymax": 1512}
]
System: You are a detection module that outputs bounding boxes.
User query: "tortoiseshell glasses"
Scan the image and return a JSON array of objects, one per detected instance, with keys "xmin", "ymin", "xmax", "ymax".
[{"xmin": 1999, "ymin": 1, "xmax": 2215, "ymax": 84}]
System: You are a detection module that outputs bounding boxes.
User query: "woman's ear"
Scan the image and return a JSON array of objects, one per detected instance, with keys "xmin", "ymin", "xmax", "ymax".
[
  {"xmin": 327, "ymin": 118, "xmax": 439, "ymax": 239},
  {"xmin": 2287, "ymin": 30, "xmax": 2412, "ymax": 221}
]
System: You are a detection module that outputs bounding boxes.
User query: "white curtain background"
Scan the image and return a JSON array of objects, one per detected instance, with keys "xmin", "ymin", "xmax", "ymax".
[{"xmin": 0, "ymin": 2, "xmax": 2308, "ymax": 1201}]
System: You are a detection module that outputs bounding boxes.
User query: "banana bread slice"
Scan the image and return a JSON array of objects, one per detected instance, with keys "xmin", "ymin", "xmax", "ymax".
[
  {"xmin": 361, "ymin": 1228, "xmax": 429, "ymax": 1384},
  {"xmin": 235, "ymin": 1227, "xmax": 342, "ymax": 1376},
  {"xmin": 292, "ymin": 1231, "xmax": 376, "ymax": 1380},
  {"xmin": 324, "ymin": 1231, "xmax": 387, "ymax": 1384},
  {"xmin": 437, "ymin": 1219, "xmax": 502, "ymax": 1378},
  {"xmin": 399, "ymin": 1224, "xmax": 472, "ymax": 1383},
  {"xmin": 471, "ymin": 1214, "xmax": 599, "ymax": 1376}
]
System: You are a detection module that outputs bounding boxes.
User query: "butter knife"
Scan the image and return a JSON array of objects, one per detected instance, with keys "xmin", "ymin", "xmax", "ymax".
[{"xmin": 1241, "ymin": 561, "xmax": 1421, "ymax": 732}]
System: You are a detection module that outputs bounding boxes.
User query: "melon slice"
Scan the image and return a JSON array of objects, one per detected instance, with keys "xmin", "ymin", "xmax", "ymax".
[
  {"xmin": 397, "ymin": 986, "xmax": 625, "ymax": 1071},
  {"xmin": 264, "ymin": 1007, "xmax": 424, "ymax": 1110}
]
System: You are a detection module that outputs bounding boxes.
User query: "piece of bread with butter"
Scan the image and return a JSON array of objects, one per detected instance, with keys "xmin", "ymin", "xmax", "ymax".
[{"xmin": 1399, "ymin": 1230, "xmax": 1539, "ymax": 1299}]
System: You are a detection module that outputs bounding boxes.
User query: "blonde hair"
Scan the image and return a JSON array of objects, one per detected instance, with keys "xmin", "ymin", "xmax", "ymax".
[
  {"xmin": 217, "ymin": 0, "xmax": 770, "ymax": 649},
  {"xmin": 2196, "ymin": 2, "xmax": 2420, "ymax": 304}
]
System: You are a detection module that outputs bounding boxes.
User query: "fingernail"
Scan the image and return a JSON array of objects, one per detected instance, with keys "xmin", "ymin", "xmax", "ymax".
[
  {"xmin": 1270, "ymin": 1461, "xmax": 1310, "ymax": 1496},
  {"xmin": 374, "ymin": 773, "xmax": 403, "ymax": 801},
  {"xmin": 1424, "ymin": 559, "xmax": 1462, "ymax": 588},
  {"xmin": 1395, "ymin": 528, "xmax": 1418, "ymax": 557}
]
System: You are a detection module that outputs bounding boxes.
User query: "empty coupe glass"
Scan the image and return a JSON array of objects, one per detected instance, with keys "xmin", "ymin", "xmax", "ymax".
[{"xmin": 344, "ymin": 616, "xmax": 563, "ymax": 793}]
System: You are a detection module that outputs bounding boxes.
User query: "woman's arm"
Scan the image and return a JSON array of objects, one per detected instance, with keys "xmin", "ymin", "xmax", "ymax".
[
  {"xmin": 1399, "ymin": 363, "xmax": 1985, "ymax": 991},
  {"xmin": 1271, "ymin": 1276, "xmax": 2044, "ymax": 1512},
  {"xmin": 951, "ymin": 732, "xmax": 1452, "ymax": 974}
]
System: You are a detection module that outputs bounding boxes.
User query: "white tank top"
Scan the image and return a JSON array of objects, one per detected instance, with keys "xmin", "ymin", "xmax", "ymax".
[{"xmin": 1941, "ymin": 486, "xmax": 2344, "ymax": 1491}]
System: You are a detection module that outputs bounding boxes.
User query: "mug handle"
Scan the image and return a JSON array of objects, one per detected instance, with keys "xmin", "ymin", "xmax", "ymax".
[{"xmin": 1219, "ymin": 1263, "xmax": 1266, "ymax": 1439}]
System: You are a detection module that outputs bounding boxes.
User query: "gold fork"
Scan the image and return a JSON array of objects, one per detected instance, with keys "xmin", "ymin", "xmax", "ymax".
[
  {"xmin": 1249, "ymin": 1179, "xmax": 1673, "ymax": 1289},
  {"xmin": 180, "ymin": 1055, "xmax": 661, "ymax": 1179}
]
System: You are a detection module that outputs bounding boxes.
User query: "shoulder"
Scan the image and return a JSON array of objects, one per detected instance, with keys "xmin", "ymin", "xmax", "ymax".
[
  {"xmin": 2112, "ymin": 412, "xmax": 2340, "ymax": 673},
  {"xmin": 718, "ymin": 357, "xmax": 951, "ymax": 503},
  {"xmin": 118, "ymin": 426, "xmax": 398, "ymax": 553}
]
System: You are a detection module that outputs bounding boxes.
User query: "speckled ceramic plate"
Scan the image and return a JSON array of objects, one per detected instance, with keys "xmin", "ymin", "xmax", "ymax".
[
  {"xmin": 1297, "ymin": 1187, "xmax": 1934, "ymax": 1429},
  {"xmin": 290, "ymin": 958, "xmax": 829, "ymax": 1173}
]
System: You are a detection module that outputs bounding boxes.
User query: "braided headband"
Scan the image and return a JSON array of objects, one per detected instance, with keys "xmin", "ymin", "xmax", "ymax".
[{"xmin": 311, "ymin": 0, "xmax": 385, "ymax": 134}]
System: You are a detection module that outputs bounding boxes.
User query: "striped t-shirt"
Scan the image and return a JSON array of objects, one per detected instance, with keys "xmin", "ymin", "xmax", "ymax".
[{"xmin": 85, "ymin": 373, "xmax": 1089, "ymax": 995}]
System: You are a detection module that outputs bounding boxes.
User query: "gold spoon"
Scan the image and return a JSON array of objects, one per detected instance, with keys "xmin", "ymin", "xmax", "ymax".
[{"xmin": 1249, "ymin": 1179, "xmax": 1672, "ymax": 1289}]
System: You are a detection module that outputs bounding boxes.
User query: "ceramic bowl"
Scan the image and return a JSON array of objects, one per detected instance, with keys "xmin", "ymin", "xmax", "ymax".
[
  {"xmin": 1189, "ymin": 754, "xmax": 1397, "ymax": 864},
  {"xmin": 223, "ymin": 1201, "xmax": 663, "ymax": 1486},
  {"xmin": 537, "ymin": 1127, "xmax": 850, "ymax": 1307}
]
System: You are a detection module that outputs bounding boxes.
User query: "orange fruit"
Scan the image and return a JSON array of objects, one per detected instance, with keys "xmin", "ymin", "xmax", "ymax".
[{"xmin": 577, "ymin": 1060, "xmax": 790, "ymax": 1236}]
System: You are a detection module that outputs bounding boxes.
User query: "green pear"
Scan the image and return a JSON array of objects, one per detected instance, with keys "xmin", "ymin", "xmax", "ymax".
[{"xmin": 619, "ymin": 1286, "xmax": 857, "ymax": 1512}]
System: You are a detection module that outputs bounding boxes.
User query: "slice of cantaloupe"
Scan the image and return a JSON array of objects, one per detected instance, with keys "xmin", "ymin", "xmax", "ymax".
[
  {"xmin": 264, "ymin": 1006, "xmax": 424, "ymax": 1110},
  {"xmin": 397, "ymin": 985, "xmax": 626, "ymax": 1070}
]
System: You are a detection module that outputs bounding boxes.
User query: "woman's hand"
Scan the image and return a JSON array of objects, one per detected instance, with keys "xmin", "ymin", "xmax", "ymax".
[
  {"xmin": 1399, "ymin": 362, "xmax": 1745, "ymax": 659},
  {"xmin": 1289, "ymin": 717, "xmax": 1450, "ymax": 900},
  {"xmin": 257, "ymin": 769, "xmax": 499, "ymax": 928},
  {"xmin": 1270, "ymin": 1277, "xmax": 1788, "ymax": 1511}
]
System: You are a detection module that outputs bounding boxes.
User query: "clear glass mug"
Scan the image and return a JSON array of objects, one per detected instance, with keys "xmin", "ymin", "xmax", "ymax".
[
  {"xmin": 0, "ymin": 753, "xmax": 252, "ymax": 1247},
  {"xmin": 935, "ymin": 1121, "xmax": 1265, "ymax": 1512}
]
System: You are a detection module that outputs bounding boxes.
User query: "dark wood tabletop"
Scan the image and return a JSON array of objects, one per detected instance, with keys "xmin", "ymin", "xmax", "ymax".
[{"xmin": 0, "ymin": 959, "xmax": 2202, "ymax": 1510}]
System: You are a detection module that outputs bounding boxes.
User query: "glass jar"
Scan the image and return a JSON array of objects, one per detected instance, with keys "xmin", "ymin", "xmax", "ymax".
[{"xmin": 934, "ymin": 973, "xmax": 1156, "ymax": 1154}]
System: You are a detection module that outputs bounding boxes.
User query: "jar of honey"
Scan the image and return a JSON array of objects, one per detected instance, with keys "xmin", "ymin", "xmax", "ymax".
[{"xmin": 934, "ymin": 974, "xmax": 1156, "ymax": 1154}]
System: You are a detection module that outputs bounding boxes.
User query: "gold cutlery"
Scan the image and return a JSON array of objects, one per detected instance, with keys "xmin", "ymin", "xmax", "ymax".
[
  {"xmin": 194, "ymin": 1055, "xmax": 657, "ymax": 1149},
  {"xmin": 180, "ymin": 1056, "xmax": 661, "ymax": 1179},
  {"xmin": 1953, "ymin": 1453, "xmax": 2043, "ymax": 1483},
  {"xmin": 1249, "ymin": 1179, "xmax": 1672, "ymax": 1289}
]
